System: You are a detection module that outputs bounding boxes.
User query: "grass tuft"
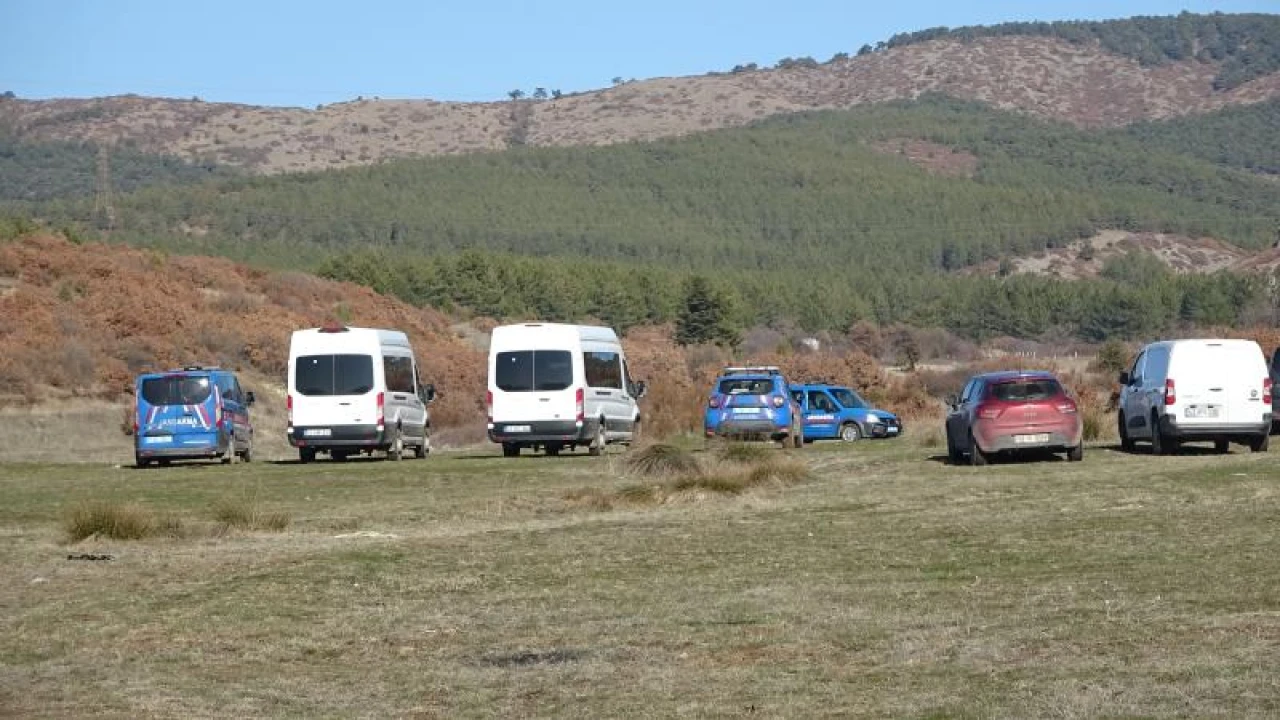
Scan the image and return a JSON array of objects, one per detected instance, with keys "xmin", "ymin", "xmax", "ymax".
[
  {"xmin": 64, "ymin": 501, "xmax": 168, "ymax": 541},
  {"xmin": 717, "ymin": 441, "xmax": 772, "ymax": 464},
  {"xmin": 1081, "ymin": 408, "xmax": 1104, "ymax": 442},
  {"xmin": 625, "ymin": 443, "xmax": 700, "ymax": 477},
  {"xmin": 212, "ymin": 497, "xmax": 290, "ymax": 532},
  {"xmin": 917, "ymin": 428, "xmax": 942, "ymax": 448},
  {"xmin": 744, "ymin": 458, "xmax": 811, "ymax": 488}
]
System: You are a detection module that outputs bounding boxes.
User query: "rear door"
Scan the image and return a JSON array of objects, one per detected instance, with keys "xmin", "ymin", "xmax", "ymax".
[
  {"xmin": 1173, "ymin": 343, "xmax": 1261, "ymax": 427},
  {"xmin": 138, "ymin": 374, "xmax": 217, "ymax": 442},
  {"xmin": 293, "ymin": 354, "xmax": 378, "ymax": 432},
  {"xmin": 492, "ymin": 350, "xmax": 576, "ymax": 426}
]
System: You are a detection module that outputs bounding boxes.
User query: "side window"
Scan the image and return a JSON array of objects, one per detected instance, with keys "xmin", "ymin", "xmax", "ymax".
[
  {"xmin": 1130, "ymin": 352, "xmax": 1146, "ymax": 384},
  {"xmin": 807, "ymin": 390, "xmax": 835, "ymax": 412},
  {"xmin": 383, "ymin": 356, "xmax": 415, "ymax": 394},
  {"xmin": 214, "ymin": 374, "xmax": 236, "ymax": 402},
  {"xmin": 959, "ymin": 380, "xmax": 975, "ymax": 403},
  {"xmin": 583, "ymin": 351, "xmax": 623, "ymax": 390},
  {"xmin": 231, "ymin": 377, "xmax": 243, "ymax": 403}
]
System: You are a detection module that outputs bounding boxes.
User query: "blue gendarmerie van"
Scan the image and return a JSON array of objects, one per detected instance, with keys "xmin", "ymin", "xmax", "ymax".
[{"xmin": 132, "ymin": 366, "xmax": 254, "ymax": 467}]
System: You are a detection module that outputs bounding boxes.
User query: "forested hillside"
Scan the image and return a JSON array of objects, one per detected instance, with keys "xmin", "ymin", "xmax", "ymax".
[
  {"xmin": 1119, "ymin": 98, "xmax": 1280, "ymax": 175},
  {"xmin": 883, "ymin": 12, "xmax": 1280, "ymax": 90},
  {"xmin": 8, "ymin": 95, "xmax": 1278, "ymax": 340}
]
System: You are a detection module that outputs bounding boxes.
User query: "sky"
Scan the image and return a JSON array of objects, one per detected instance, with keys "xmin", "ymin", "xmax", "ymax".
[{"xmin": 2, "ymin": 1, "xmax": 1276, "ymax": 107}]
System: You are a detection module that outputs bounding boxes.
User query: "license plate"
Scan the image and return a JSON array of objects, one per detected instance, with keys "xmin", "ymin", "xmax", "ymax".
[
  {"xmin": 142, "ymin": 435, "xmax": 171, "ymax": 444},
  {"xmin": 303, "ymin": 428, "xmax": 332, "ymax": 437},
  {"xmin": 1013, "ymin": 433, "xmax": 1050, "ymax": 444},
  {"xmin": 887, "ymin": 427, "xmax": 900, "ymax": 435},
  {"xmin": 732, "ymin": 408, "xmax": 762, "ymax": 415},
  {"xmin": 1185, "ymin": 406, "xmax": 1219, "ymax": 419},
  {"xmin": 505, "ymin": 425, "xmax": 531, "ymax": 433}
]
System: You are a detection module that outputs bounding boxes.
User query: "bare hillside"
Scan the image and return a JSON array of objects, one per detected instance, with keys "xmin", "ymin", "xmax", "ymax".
[{"xmin": 2, "ymin": 37, "xmax": 1278, "ymax": 175}]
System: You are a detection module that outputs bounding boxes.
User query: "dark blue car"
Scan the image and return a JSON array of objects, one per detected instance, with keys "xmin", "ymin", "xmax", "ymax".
[
  {"xmin": 133, "ymin": 366, "xmax": 255, "ymax": 467},
  {"xmin": 789, "ymin": 383, "xmax": 902, "ymax": 442}
]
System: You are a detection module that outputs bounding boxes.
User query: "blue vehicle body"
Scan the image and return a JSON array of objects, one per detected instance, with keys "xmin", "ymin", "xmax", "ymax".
[
  {"xmin": 789, "ymin": 383, "xmax": 902, "ymax": 442},
  {"xmin": 704, "ymin": 366, "xmax": 803, "ymax": 445},
  {"xmin": 133, "ymin": 366, "xmax": 255, "ymax": 467}
]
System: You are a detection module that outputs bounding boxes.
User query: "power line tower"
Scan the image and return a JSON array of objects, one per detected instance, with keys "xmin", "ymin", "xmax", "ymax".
[{"xmin": 93, "ymin": 144, "xmax": 116, "ymax": 232}]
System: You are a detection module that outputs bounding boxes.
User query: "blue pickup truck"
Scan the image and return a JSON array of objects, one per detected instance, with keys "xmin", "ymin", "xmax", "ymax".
[{"xmin": 789, "ymin": 382, "xmax": 902, "ymax": 442}]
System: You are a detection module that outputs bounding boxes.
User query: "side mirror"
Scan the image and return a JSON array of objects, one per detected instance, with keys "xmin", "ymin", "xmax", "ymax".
[
  {"xmin": 245, "ymin": 391, "xmax": 256, "ymax": 406},
  {"xmin": 633, "ymin": 380, "xmax": 647, "ymax": 399},
  {"xmin": 1117, "ymin": 371, "xmax": 1129, "ymax": 386},
  {"xmin": 420, "ymin": 383, "xmax": 437, "ymax": 403},
  {"xmin": 945, "ymin": 394, "xmax": 958, "ymax": 409}
]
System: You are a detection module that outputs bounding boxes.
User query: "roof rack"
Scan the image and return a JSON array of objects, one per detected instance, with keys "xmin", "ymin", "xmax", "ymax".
[{"xmin": 721, "ymin": 365, "xmax": 783, "ymax": 376}]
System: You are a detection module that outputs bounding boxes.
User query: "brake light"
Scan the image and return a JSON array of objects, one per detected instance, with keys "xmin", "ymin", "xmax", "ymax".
[
  {"xmin": 771, "ymin": 395, "xmax": 785, "ymax": 408},
  {"xmin": 708, "ymin": 396, "xmax": 721, "ymax": 409},
  {"xmin": 1055, "ymin": 400, "xmax": 1078, "ymax": 414},
  {"xmin": 1264, "ymin": 378, "xmax": 1273, "ymax": 405},
  {"xmin": 575, "ymin": 387, "xmax": 585, "ymax": 423},
  {"xmin": 977, "ymin": 404, "xmax": 1003, "ymax": 420},
  {"xmin": 1164, "ymin": 379, "xmax": 1176, "ymax": 406},
  {"xmin": 376, "ymin": 391, "xmax": 385, "ymax": 429},
  {"xmin": 486, "ymin": 390, "xmax": 493, "ymax": 423},
  {"xmin": 287, "ymin": 394, "xmax": 293, "ymax": 425}
]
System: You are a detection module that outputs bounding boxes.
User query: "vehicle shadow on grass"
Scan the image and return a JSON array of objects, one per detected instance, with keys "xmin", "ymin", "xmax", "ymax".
[{"xmin": 926, "ymin": 442, "xmax": 1229, "ymax": 466}]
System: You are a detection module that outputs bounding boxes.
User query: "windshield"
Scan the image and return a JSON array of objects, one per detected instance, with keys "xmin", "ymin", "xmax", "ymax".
[
  {"xmin": 295, "ymin": 354, "xmax": 375, "ymax": 396},
  {"xmin": 140, "ymin": 376, "xmax": 211, "ymax": 406},
  {"xmin": 495, "ymin": 350, "xmax": 573, "ymax": 392},
  {"xmin": 830, "ymin": 388, "xmax": 868, "ymax": 409},
  {"xmin": 988, "ymin": 379, "xmax": 1062, "ymax": 402}
]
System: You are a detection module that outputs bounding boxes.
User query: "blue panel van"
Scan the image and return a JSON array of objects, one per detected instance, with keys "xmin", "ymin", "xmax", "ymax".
[{"xmin": 133, "ymin": 366, "xmax": 255, "ymax": 467}]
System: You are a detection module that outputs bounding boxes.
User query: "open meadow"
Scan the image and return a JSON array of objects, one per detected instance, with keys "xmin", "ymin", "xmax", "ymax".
[{"xmin": 1, "ymin": 437, "xmax": 1278, "ymax": 718}]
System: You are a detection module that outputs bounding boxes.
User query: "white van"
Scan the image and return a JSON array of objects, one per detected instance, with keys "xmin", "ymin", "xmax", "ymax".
[
  {"xmin": 1118, "ymin": 338, "xmax": 1271, "ymax": 454},
  {"xmin": 487, "ymin": 323, "xmax": 646, "ymax": 457},
  {"xmin": 287, "ymin": 325, "xmax": 435, "ymax": 463}
]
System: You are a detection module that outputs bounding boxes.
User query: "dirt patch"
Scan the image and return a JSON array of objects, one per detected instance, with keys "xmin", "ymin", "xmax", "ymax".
[{"xmin": 964, "ymin": 230, "xmax": 1259, "ymax": 280}]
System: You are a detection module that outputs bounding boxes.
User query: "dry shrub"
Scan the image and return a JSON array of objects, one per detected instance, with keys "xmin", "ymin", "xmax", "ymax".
[
  {"xmin": 64, "ymin": 501, "xmax": 179, "ymax": 541},
  {"xmin": 213, "ymin": 497, "xmax": 290, "ymax": 532},
  {"xmin": 743, "ymin": 458, "xmax": 810, "ymax": 487},
  {"xmin": 626, "ymin": 443, "xmax": 700, "ymax": 477},
  {"xmin": 717, "ymin": 441, "xmax": 772, "ymax": 464}
]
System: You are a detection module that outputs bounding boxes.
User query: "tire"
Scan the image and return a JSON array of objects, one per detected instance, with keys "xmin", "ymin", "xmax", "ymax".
[
  {"xmin": 414, "ymin": 437, "xmax": 428, "ymax": 459},
  {"xmin": 299, "ymin": 448, "xmax": 316, "ymax": 464},
  {"xmin": 387, "ymin": 428, "xmax": 404, "ymax": 461},
  {"xmin": 628, "ymin": 420, "xmax": 641, "ymax": 448},
  {"xmin": 240, "ymin": 445, "xmax": 252, "ymax": 463},
  {"xmin": 1118, "ymin": 412, "xmax": 1135, "ymax": 453},
  {"xmin": 945, "ymin": 431, "xmax": 962, "ymax": 465},
  {"xmin": 588, "ymin": 422, "xmax": 606, "ymax": 457},
  {"xmin": 1214, "ymin": 439, "xmax": 1230, "ymax": 454},
  {"xmin": 1067, "ymin": 443, "xmax": 1083, "ymax": 462},
  {"xmin": 839, "ymin": 423, "xmax": 861, "ymax": 443},
  {"xmin": 1151, "ymin": 413, "xmax": 1177, "ymax": 456},
  {"xmin": 332, "ymin": 451, "xmax": 349, "ymax": 462},
  {"xmin": 968, "ymin": 431, "xmax": 988, "ymax": 466},
  {"xmin": 134, "ymin": 454, "xmax": 151, "ymax": 469},
  {"xmin": 502, "ymin": 443, "xmax": 520, "ymax": 458},
  {"xmin": 1249, "ymin": 433, "xmax": 1269, "ymax": 453},
  {"xmin": 545, "ymin": 443, "xmax": 562, "ymax": 457}
]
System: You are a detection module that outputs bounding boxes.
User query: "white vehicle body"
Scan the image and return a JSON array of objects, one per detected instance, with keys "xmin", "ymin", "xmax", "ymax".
[
  {"xmin": 1119, "ymin": 338, "xmax": 1271, "ymax": 453},
  {"xmin": 287, "ymin": 325, "xmax": 434, "ymax": 462},
  {"xmin": 487, "ymin": 323, "xmax": 644, "ymax": 456}
]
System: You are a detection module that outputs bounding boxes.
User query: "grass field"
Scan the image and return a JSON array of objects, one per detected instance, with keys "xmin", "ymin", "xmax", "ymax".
[{"xmin": 1, "ymin": 437, "xmax": 1277, "ymax": 718}]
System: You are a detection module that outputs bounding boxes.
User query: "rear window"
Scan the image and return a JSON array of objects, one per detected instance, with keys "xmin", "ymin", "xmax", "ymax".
[
  {"xmin": 987, "ymin": 379, "xmax": 1062, "ymax": 402},
  {"xmin": 295, "ymin": 354, "xmax": 375, "ymax": 396},
  {"xmin": 141, "ymin": 376, "xmax": 211, "ymax": 406},
  {"xmin": 718, "ymin": 378, "xmax": 774, "ymax": 395},
  {"xmin": 495, "ymin": 350, "xmax": 573, "ymax": 392}
]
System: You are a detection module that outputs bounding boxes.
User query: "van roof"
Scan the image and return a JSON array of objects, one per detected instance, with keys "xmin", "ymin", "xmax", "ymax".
[{"xmin": 490, "ymin": 322, "xmax": 619, "ymax": 345}]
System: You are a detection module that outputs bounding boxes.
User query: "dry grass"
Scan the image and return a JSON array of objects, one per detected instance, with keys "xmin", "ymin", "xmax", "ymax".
[
  {"xmin": 212, "ymin": 496, "xmax": 290, "ymax": 532},
  {"xmin": 624, "ymin": 442, "xmax": 700, "ymax": 476},
  {"xmin": 63, "ymin": 500, "xmax": 179, "ymax": 541},
  {"xmin": 6, "ymin": 441, "xmax": 1280, "ymax": 717}
]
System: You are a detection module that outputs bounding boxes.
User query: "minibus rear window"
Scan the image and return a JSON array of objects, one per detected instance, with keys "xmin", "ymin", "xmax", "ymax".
[
  {"xmin": 141, "ymin": 376, "xmax": 211, "ymax": 406},
  {"xmin": 295, "ymin": 354, "xmax": 375, "ymax": 396},
  {"xmin": 495, "ymin": 350, "xmax": 572, "ymax": 392}
]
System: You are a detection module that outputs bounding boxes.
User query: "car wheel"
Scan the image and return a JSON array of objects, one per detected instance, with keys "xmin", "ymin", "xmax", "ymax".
[
  {"xmin": 1118, "ymin": 412, "xmax": 1135, "ymax": 453},
  {"xmin": 1067, "ymin": 443, "xmax": 1083, "ymax": 462},
  {"xmin": 839, "ymin": 423, "xmax": 861, "ymax": 443},
  {"xmin": 1249, "ymin": 433, "xmax": 1269, "ymax": 453},
  {"xmin": 332, "ymin": 450, "xmax": 349, "ymax": 462},
  {"xmin": 588, "ymin": 422, "xmax": 606, "ymax": 456},
  {"xmin": 414, "ymin": 436, "xmax": 428, "ymax": 459},
  {"xmin": 945, "ymin": 430, "xmax": 961, "ymax": 465},
  {"xmin": 545, "ymin": 443, "xmax": 562, "ymax": 457},
  {"xmin": 299, "ymin": 448, "xmax": 316, "ymax": 464},
  {"xmin": 1151, "ymin": 413, "xmax": 1177, "ymax": 455},
  {"xmin": 134, "ymin": 454, "xmax": 150, "ymax": 469},
  {"xmin": 387, "ymin": 429, "xmax": 404, "ymax": 461},
  {"xmin": 240, "ymin": 444, "xmax": 252, "ymax": 463},
  {"xmin": 968, "ymin": 431, "xmax": 988, "ymax": 466},
  {"xmin": 502, "ymin": 443, "xmax": 520, "ymax": 458},
  {"xmin": 1214, "ymin": 439, "xmax": 1230, "ymax": 454}
]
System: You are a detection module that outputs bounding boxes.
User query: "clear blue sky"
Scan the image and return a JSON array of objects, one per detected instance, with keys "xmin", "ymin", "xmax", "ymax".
[{"xmin": 2, "ymin": 1, "xmax": 1275, "ymax": 107}]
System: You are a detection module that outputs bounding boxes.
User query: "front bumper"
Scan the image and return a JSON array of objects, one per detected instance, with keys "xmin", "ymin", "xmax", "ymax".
[{"xmin": 867, "ymin": 418, "xmax": 903, "ymax": 438}]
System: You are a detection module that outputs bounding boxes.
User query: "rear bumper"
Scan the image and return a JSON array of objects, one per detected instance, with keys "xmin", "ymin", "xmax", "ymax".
[
  {"xmin": 707, "ymin": 419, "xmax": 790, "ymax": 438},
  {"xmin": 1159, "ymin": 414, "xmax": 1271, "ymax": 439},
  {"xmin": 489, "ymin": 418, "xmax": 596, "ymax": 445},
  {"xmin": 136, "ymin": 430, "xmax": 228, "ymax": 459},
  {"xmin": 289, "ymin": 424, "xmax": 390, "ymax": 449},
  {"xmin": 975, "ymin": 419, "xmax": 1081, "ymax": 454}
]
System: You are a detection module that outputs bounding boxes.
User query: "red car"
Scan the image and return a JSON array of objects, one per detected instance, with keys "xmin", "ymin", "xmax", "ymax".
[{"xmin": 944, "ymin": 370, "xmax": 1083, "ymax": 465}]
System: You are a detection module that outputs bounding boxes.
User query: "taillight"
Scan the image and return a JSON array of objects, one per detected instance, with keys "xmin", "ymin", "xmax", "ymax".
[
  {"xmin": 708, "ymin": 396, "xmax": 721, "ymax": 409},
  {"xmin": 977, "ymin": 404, "xmax": 1003, "ymax": 420},
  {"xmin": 376, "ymin": 391, "xmax": 385, "ymax": 429},
  {"xmin": 215, "ymin": 395, "xmax": 224, "ymax": 425},
  {"xmin": 771, "ymin": 395, "xmax": 785, "ymax": 408},
  {"xmin": 1264, "ymin": 378, "xmax": 1273, "ymax": 405},
  {"xmin": 1055, "ymin": 400, "xmax": 1078, "ymax": 414},
  {"xmin": 287, "ymin": 394, "xmax": 293, "ymax": 425},
  {"xmin": 486, "ymin": 390, "xmax": 493, "ymax": 423},
  {"xmin": 1164, "ymin": 379, "xmax": 1176, "ymax": 406},
  {"xmin": 575, "ymin": 387, "xmax": 585, "ymax": 423}
]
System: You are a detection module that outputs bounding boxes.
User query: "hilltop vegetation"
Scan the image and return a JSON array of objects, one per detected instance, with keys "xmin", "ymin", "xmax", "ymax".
[
  {"xmin": 883, "ymin": 12, "xmax": 1280, "ymax": 90},
  {"xmin": 9, "ymin": 95, "xmax": 1279, "ymax": 340}
]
